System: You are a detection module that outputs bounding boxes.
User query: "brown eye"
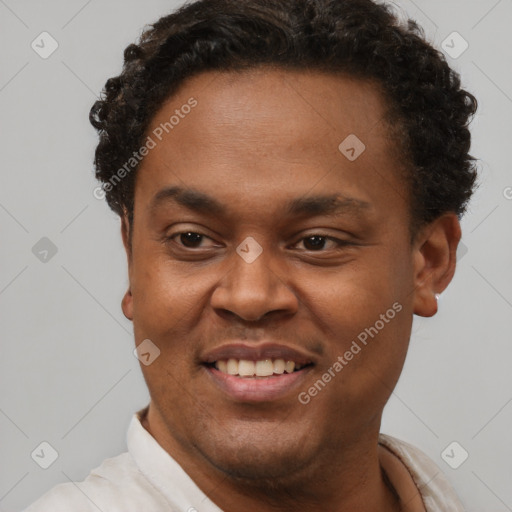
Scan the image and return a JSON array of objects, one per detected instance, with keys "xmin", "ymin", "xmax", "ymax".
[
  {"xmin": 295, "ymin": 234, "xmax": 349, "ymax": 252},
  {"xmin": 303, "ymin": 236, "xmax": 327, "ymax": 251},
  {"xmin": 166, "ymin": 230, "xmax": 220, "ymax": 252},
  {"xmin": 178, "ymin": 232, "xmax": 204, "ymax": 247}
]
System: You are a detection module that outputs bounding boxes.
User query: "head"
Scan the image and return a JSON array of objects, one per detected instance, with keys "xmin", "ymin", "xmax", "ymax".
[{"xmin": 90, "ymin": 0, "xmax": 477, "ymax": 491}]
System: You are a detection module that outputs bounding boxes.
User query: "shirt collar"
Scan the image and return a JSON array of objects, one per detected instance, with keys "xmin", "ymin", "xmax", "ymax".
[
  {"xmin": 127, "ymin": 407, "xmax": 462, "ymax": 512},
  {"xmin": 127, "ymin": 406, "xmax": 223, "ymax": 512}
]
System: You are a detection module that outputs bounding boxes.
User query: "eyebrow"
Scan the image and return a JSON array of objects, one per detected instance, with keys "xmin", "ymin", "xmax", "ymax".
[{"xmin": 149, "ymin": 186, "xmax": 371, "ymax": 219}]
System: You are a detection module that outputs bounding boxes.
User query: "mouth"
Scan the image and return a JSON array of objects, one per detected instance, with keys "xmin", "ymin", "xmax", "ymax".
[
  {"xmin": 207, "ymin": 358, "xmax": 311, "ymax": 378},
  {"xmin": 201, "ymin": 343, "xmax": 316, "ymax": 402}
]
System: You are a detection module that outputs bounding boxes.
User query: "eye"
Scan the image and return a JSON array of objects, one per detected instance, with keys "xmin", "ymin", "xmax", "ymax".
[
  {"xmin": 167, "ymin": 231, "xmax": 350, "ymax": 252},
  {"xmin": 168, "ymin": 231, "xmax": 216, "ymax": 249},
  {"xmin": 295, "ymin": 235, "xmax": 347, "ymax": 251}
]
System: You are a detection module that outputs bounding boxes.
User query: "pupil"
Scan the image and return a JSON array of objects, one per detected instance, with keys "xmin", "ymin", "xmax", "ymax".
[
  {"xmin": 305, "ymin": 236, "xmax": 325, "ymax": 250},
  {"xmin": 181, "ymin": 232, "xmax": 202, "ymax": 247}
]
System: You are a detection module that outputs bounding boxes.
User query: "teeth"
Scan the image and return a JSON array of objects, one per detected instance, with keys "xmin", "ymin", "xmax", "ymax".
[
  {"xmin": 227, "ymin": 358, "xmax": 238, "ymax": 375},
  {"xmin": 239, "ymin": 360, "xmax": 255, "ymax": 376},
  {"xmin": 273, "ymin": 359, "xmax": 285, "ymax": 374},
  {"xmin": 285, "ymin": 361, "xmax": 295, "ymax": 373},
  {"xmin": 255, "ymin": 359, "xmax": 274, "ymax": 376},
  {"xmin": 217, "ymin": 360, "xmax": 228, "ymax": 373},
  {"xmin": 214, "ymin": 358, "xmax": 305, "ymax": 377}
]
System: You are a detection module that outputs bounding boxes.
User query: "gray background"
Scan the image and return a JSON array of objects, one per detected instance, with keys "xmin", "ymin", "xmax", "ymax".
[{"xmin": 1, "ymin": 0, "xmax": 511, "ymax": 510}]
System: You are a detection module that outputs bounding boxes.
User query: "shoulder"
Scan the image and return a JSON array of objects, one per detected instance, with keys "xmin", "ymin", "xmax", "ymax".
[
  {"xmin": 378, "ymin": 433, "xmax": 465, "ymax": 512},
  {"xmin": 23, "ymin": 452, "xmax": 171, "ymax": 512}
]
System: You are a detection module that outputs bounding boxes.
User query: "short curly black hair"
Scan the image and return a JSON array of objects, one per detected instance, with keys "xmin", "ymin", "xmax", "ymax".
[{"xmin": 90, "ymin": 0, "xmax": 478, "ymax": 233}]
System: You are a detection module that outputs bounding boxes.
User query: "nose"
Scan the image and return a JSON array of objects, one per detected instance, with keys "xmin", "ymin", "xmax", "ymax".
[{"xmin": 210, "ymin": 244, "xmax": 299, "ymax": 322}]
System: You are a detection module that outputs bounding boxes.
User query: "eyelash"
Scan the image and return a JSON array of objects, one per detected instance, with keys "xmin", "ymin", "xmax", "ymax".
[{"xmin": 166, "ymin": 231, "xmax": 351, "ymax": 252}]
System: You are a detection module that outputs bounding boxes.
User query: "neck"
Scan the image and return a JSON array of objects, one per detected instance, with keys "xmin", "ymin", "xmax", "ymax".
[
  {"xmin": 142, "ymin": 410, "xmax": 400, "ymax": 512},
  {"xmin": 207, "ymin": 453, "xmax": 400, "ymax": 512}
]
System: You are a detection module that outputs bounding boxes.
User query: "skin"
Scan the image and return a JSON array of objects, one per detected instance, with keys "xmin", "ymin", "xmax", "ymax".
[{"xmin": 120, "ymin": 68, "xmax": 461, "ymax": 511}]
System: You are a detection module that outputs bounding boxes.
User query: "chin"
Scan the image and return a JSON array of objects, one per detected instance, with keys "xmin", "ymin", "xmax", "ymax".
[{"xmin": 194, "ymin": 423, "xmax": 318, "ymax": 482}]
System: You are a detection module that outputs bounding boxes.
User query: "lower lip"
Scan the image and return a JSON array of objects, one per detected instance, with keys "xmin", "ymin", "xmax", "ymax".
[{"xmin": 205, "ymin": 366, "xmax": 312, "ymax": 402}]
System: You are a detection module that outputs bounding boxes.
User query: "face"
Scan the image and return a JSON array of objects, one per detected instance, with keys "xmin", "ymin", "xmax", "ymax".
[{"xmin": 122, "ymin": 69, "xmax": 427, "ymax": 482}]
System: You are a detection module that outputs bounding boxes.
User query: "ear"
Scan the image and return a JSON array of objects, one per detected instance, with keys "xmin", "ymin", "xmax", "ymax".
[
  {"xmin": 412, "ymin": 213, "xmax": 461, "ymax": 317},
  {"xmin": 121, "ymin": 213, "xmax": 134, "ymax": 321}
]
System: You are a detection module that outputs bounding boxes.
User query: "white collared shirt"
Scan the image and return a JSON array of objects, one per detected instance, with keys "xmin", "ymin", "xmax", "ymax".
[{"xmin": 24, "ymin": 407, "xmax": 465, "ymax": 511}]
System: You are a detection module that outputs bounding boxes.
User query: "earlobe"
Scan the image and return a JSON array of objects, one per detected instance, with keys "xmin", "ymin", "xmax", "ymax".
[
  {"xmin": 412, "ymin": 214, "xmax": 461, "ymax": 317},
  {"xmin": 122, "ymin": 288, "xmax": 134, "ymax": 321},
  {"xmin": 414, "ymin": 288, "xmax": 438, "ymax": 318}
]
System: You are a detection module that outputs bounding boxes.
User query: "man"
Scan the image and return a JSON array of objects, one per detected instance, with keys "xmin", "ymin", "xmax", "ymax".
[{"xmin": 25, "ymin": 0, "xmax": 477, "ymax": 510}]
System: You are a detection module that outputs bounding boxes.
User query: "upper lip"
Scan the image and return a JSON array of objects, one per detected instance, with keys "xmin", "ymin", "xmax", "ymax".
[{"xmin": 201, "ymin": 342, "xmax": 317, "ymax": 366}]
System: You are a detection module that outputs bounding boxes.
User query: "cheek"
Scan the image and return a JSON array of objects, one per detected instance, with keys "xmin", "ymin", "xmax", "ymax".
[
  {"xmin": 302, "ymin": 258, "xmax": 398, "ymax": 329},
  {"xmin": 130, "ymin": 253, "xmax": 216, "ymax": 339},
  {"xmin": 298, "ymin": 254, "xmax": 412, "ymax": 401}
]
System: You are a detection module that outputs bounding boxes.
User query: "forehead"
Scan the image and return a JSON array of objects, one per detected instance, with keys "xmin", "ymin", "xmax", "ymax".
[
  {"xmin": 157, "ymin": 68, "xmax": 393, "ymax": 153},
  {"xmin": 135, "ymin": 68, "xmax": 408, "ymax": 221}
]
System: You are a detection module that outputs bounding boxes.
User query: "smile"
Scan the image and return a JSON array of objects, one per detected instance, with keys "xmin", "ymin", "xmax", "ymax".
[
  {"xmin": 213, "ymin": 358, "xmax": 308, "ymax": 377},
  {"xmin": 201, "ymin": 342, "xmax": 317, "ymax": 401}
]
